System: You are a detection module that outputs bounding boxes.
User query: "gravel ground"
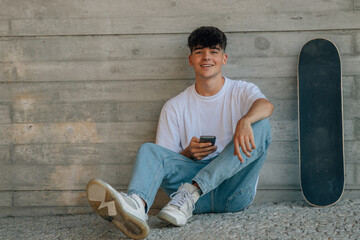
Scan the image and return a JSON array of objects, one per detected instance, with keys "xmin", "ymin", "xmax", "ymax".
[{"xmin": 1, "ymin": 199, "xmax": 359, "ymax": 240}]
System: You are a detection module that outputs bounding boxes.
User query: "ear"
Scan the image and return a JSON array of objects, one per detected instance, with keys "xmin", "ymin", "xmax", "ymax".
[
  {"xmin": 189, "ymin": 54, "xmax": 193, "ymax": 66},
  {"xmin": 222, "ymin": 53, "xmax": 228, "ymax": 65}
]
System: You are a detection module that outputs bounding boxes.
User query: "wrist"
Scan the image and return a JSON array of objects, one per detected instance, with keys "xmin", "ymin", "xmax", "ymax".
[
  {"xmin": 182, "ymin": 147, "xmax": 192, "ymax": 159},
  {"xmin": 240, "ymin": 116, "xmax": 252, "ymax": 124}
]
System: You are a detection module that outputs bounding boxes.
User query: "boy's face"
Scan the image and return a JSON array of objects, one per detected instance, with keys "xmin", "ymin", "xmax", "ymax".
[{"xmin": 188, "ymin": 45, "xmax": 228, "ymax": 81}]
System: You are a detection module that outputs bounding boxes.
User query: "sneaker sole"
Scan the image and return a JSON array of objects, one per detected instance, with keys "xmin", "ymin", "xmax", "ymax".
[
  {"xmin": 157, "ymin": 210, "xmax": 186, "ymax": 227},
  {"xmin": 86, "ymin": 178, "xmax": 149, "ymax": 239}
]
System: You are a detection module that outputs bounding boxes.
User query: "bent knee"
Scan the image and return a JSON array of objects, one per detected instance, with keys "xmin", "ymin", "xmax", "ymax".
[
  {"xmin": 252, "ymin": 118, "xmax": 270, "ymax": 130},
  {"xmin": 138, "ymin": 142, "xmax": 157, "ymax": 153}
]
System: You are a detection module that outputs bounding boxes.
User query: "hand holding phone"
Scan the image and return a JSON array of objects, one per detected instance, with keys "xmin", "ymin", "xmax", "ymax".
[{"xmin": 182, "ymin": 136, "xmax": 217, "ymax": 160}]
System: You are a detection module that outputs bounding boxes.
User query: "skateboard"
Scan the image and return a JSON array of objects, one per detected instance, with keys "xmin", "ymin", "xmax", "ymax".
[{"xmin": 297, "ymin": 38, "xmax": 345, "ymax": 207}]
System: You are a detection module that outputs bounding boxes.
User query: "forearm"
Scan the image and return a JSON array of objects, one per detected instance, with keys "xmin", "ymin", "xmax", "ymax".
[{"xmin": 241, "ymin": 98, "xmax": 274, "ymax": 124}]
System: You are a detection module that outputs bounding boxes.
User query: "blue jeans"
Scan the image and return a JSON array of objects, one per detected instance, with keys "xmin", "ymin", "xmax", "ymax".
[{"xmin": 128, "ymin": 119, "xmax": 271, "ymax": 214}]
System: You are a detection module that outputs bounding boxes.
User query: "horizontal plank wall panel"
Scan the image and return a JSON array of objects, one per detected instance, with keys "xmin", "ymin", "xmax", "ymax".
[
  {"xmin": 0, "ymin": 192, "xmax": 12, "ymax": 207},
  {"xmin": 1, "ymin": 58, "xmax": 296, "ymax": 82},
  {"xmin": 12, "ymin": 143, "xmax": 141, "ymax": 165},
  {"xmin": 13, "ymin": 102, "xmax": 119, "ymax": 123},
  {"xmin": 0, "ymin": 20, "xmax": 8, "ymax": 35},
  {"xmin": 0, "ymin": 145, "xmax": 11, "ymax": 165},
  {"xmin": 0, "ymin": 206, "xmax": 92, "ymax": 217},
  {"xmin": 0, "ymin": 0, "xmax": 353, "ymax": 20},
  {"xmin": 0, "ymin": 79, "xmax": 294, "ymax": 103},
  {"xmin": 8, "ymin": 140, "xmax": 360, "ymax": 167},
  {"xmin": 2, "ymin": 161, "xmax": 356, "ymax": 191},
  {"xmin": 13, "ymin": 101, "xmax": 165, "ymax": 123},
  {"xmin": 0, "ymin": 80, "xmax": 193, "ymax": 103},
  {"xmin": 258, "ymin": 162, "xmax": 299, "ymax": 188},
  {"xmin": 0, "ymin": 104, "xmax": 11, "ymax": 123},
  {"xmin": 1, "ymin": 56, "xmax": 359, "ymax": 83},
  {"xmin": 0, "ymin": 120, "xmax": 330, "ymax": 145},
  {"xmin": 0, "ymin": 118, "xmax": 352, "ymax": 145},
  {"xmin": 356, "ymin": 32, "xmax": 360, "ymax": 52},
  {"xmin": 0, "ymin": 76, "xmax": 355, "ymax": 107},
  {"xmin": 346, "ymin": 164, "xmax": 357, "ymax": 186},
  {"xmin": 0, "ymin": 32, "xmax": 353, "ymax": 62},
  {"xmin": 13, "ymin": 191, "xmax": 88, "ymax": 207},
  {"xmin": 1, "ymin": 11, "xmax": 359, "ymax": 36},
  {"xmin": 11, "ymin": 94, "xmax": 360, "ymax": 124},
  {"xmin": 1, "ymin": 0, "xmax": 360, "ymax": 215},
  {"xmin": 2, "ymin": 122, "xmax": 158, "ymax": 144},
  {"xmin": 1, "ymin": 164, "xmax": 134, "ymax": 190}
]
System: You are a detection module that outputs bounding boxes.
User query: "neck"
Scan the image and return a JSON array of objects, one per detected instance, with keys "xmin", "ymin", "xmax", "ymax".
[{"xmin": 195, "ymin": 75, "xmax": 225, "ymax": 96}]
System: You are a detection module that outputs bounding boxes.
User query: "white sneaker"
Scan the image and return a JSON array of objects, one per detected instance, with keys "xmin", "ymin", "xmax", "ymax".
[
  {"xmin": 157, "ymin": 183, "xmax": 201, "ymax": 226},
  {"xmin": 86, "ymin": 178, "xmax": 149, "ymax": 239}
]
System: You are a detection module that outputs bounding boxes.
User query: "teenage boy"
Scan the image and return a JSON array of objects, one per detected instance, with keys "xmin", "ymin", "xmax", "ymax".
[{"xmin": 86, "ymin": 26, "xmax": 273, "ymax": 239}]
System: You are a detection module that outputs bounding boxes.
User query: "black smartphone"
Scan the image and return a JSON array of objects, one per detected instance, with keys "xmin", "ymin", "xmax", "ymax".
[{"xmin": 199, "ymin": 136, "xmax": 216, "ymax": 146}]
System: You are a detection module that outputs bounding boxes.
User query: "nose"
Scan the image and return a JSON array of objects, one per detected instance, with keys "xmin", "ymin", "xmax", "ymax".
[{"xmin": 202, "ymin": 50, "xmax": 211, "ymax": 60}]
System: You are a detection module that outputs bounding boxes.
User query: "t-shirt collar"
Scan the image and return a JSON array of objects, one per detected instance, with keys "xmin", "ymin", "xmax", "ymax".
[{"xmin": 192, "ymin": 76, "xmax": 228, "ymax": 101}]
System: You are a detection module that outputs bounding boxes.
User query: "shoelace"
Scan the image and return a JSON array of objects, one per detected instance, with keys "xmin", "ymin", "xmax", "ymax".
[{"xmin": 169, "ymin": 189, "xmax": 195, "ymax": 210}]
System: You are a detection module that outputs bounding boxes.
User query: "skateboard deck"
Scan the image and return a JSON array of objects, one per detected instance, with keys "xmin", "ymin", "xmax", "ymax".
[{"xmin": 297, "ymin": 38, "xmax": 345, "ymax": 207}]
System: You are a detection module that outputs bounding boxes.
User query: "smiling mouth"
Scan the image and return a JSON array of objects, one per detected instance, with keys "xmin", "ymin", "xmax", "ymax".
[{"xmin": 200, "ymin": 64, "xmax": 214, "ymax": 67}]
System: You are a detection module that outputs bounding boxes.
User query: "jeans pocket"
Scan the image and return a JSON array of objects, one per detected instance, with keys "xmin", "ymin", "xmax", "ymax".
[{"xmin": 225, "ymin": 186, "xmax": 254, "ymax": 212}]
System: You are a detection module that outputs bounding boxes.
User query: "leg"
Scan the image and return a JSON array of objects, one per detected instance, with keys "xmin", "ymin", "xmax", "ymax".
[
  {"xmin": 213, "ymin": 149, "xmax": 267, "ymax": 212},
  {"xmin": 192, "ymin": 119, "xmax": 271, "ymax": 212},
  {"xmin": 193, "ymin": 153, "xmax": 266, "ymax": 213},
  {"xmin": 86, "ymin": 143, "xmax": 208, "ymax": 238},
  {"xmin": 158, "ymin": 119, "xmax": 271, "ymax": 223},
  {"xmin": 127, "ymin": 142, "xmax": 208, "ymax": 212},
  {"xmin": 86, "ymin": 178, "xmax": 149, "ymax": 239}
]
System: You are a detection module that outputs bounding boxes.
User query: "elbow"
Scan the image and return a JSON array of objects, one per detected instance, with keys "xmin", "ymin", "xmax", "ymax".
[
  {"xmin": 266, "ymin": 100, "xmax": 274, "ymax": 118},
  {"xmin": 269, "ymin": 102, "xmax": 274, "ymax": 115}
]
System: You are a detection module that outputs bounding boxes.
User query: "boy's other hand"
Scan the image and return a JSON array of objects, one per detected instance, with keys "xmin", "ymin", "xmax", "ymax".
[{"xmin": 234, "ymin": 117, "xmax": 256, "ymax": 163}]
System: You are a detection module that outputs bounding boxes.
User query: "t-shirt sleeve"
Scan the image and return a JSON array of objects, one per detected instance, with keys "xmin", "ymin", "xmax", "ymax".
[
  {"xmin": 240, "ymin": 82, "xmax": 267, "ymax": 116},
  {"xmin": 155, "ymin": 103, "xmax": 182, "ymax": 153}
]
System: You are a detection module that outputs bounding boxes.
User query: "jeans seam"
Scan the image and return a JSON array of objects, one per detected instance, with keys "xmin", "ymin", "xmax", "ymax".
[
  {"xmin": 223, "ymin": 138, "xmax": 270, "ymax": 212},
  {"xmin": 242, "ymin": 137, "xmax": 270, "ymax": 163},
  {"xmin": 211, "ymin": 191, "xmax": 214, "ymax": 212},
  {"xmin": 145, "ymin": 155, "xmax": 166, "ymax": 199},
  {"xmin": 225, "ymin": 186, "xmax": 253, "ymax": 212}
]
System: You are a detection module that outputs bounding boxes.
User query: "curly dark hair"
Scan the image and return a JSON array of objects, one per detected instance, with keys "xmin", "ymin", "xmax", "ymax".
[{"xmin": 187, "ymin": 26, "xmax": 227, "ymax": 53}]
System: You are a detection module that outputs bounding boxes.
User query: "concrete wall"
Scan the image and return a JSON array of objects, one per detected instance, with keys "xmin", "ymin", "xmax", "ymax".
[{"xmin": 1, "ymin": 0, "xmax": 360, "ymax": 216}]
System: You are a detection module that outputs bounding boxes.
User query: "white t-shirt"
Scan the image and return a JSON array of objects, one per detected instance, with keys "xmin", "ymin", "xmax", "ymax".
[{"xmin": 155, "ymin": 77, "xmax": 266, "ymax": 160}]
